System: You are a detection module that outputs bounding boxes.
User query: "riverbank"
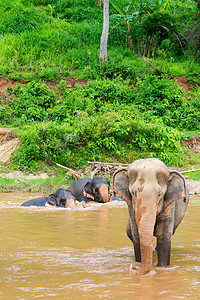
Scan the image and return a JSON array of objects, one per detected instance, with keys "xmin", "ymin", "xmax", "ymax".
[
  {"xmin": 0, "ymin": 173, "xmax": 72, "ymax": 193},
  {"xmin": 0, "ymin": 171, "xmax": 200, "ymax": 196}
]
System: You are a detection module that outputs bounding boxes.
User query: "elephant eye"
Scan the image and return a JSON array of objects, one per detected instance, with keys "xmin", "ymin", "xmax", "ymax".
[
  {"xmin": 158, "ymin": 191, "xmax": 163, "ymax": 201},
  {"xmin": 60, "ymin": 198, "xmax": 65, "ymax": 203},
  {"xmin": 131, "ymin": 190, "xmax": 136, "ymax": 199}
]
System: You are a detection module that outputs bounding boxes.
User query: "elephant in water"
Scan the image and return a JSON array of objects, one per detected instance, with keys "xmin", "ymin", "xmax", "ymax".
[
  {"xmin": 21, "ymin": 188, "xmax": 76, "ymax": 209},
  {"xmin": 66, "ymin": 176, "xmax": 110, "ymax": 203},
  {"xmin": 22, "ymin": 176, "xmax": 110, "ymax": 208},
  {"xmin": 113, "ymin": 158, "xmax": 189, "ymax": 275}
]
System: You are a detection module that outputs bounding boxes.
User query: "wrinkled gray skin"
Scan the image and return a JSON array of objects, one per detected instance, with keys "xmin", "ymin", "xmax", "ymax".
[
  {"xmin": 66, "ymin": 176, "xmax": 110, "ymax": 203},
  {"xmin": 21, "ymin": 188, "xmax": 76, "ymax": 208},
  {"xmin": 113, "ymin": 158, "xmax": 189, "ymax": 275}
]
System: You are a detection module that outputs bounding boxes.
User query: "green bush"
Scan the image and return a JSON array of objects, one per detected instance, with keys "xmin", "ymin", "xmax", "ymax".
[
  {"xmin": 0, "ymin": 82, "xmax": 57, "ymax": 125},
  {"xmin": 0, "ymin": 2, "xmax": 46, "ymax": 34},
  {"xmin": 11, "ymin": 110, "xmax": 184, "ymax": 171},
  {"xmin": 134, "ymin": 75, "xmax": 200, "ymax": 130},
  {"xmin": 83, "ymin": 79, "xmax": 135, "ymax": 108},
  {"xmin": 1, "ymin": 77, "xmax": 199, "ymax": 133},
  {"xmin": 11, "ymin": 122, "xmax": 73, "ymax": 171}
]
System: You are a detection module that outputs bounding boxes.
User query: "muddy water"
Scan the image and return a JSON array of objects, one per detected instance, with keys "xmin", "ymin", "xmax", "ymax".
[{"xmin": 0, "ymin": 194, "xmax": 199, "ymax": 299}]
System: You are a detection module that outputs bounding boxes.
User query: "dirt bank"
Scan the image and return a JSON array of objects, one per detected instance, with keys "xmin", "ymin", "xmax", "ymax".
[
  {"xmin": 0, "ymin": 77, "xmax": 90, "ymax": 93},
  {"xmin": 0, "ymin": 129, "xmax": 19, "ymax": 163}
]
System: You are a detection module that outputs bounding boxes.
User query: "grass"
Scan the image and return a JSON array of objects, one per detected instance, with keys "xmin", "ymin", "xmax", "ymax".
[
  {"xmin": 185, "ymin": 170, "xmax": 200, "ymax": 181},
  {"xmin": 0, "ymin": 174, "xmax": 75, "ymax": 193}
]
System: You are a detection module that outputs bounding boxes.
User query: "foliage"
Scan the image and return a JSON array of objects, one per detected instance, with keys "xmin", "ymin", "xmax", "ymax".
[
  {"xmin": 0, "ymin": 0, "xmax": 199, "ymax": 173},
  {"xmin": 0, "ymin": 2, "xmax": 46, "ymax": 35},
  {"xmin": 0, "ymin": 0, "xmax": 198, "ymax": 81},
  {"xmin": 134, "ymin": 75, "xmax": 200, "ymax": 130},
  {"xmin": 0, "ymin": 82, "xmax": 57, "ymax": 125},
  {"xmin": 10, "ymin": 110, "xmax": 184, "ymax": 171},
  {"xmin": 0, "ymin": 75, "xmax": 199, "ymax": 171},
  {"xmin": 0, "ymin": 174, "xmax": 72, "ymax": 193}
]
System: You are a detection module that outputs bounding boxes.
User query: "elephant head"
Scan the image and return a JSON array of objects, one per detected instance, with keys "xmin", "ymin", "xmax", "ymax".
[
  {"xmin": 47, "ymin": 188, "xmax": 76, "ymax": 209},
  {"xmin": 83, "ymin": 176, "xmax": 110, "ymax": 203},
  {"xmin": 113, "ymin": 158, "xmax": 189, "ymax": 275}
]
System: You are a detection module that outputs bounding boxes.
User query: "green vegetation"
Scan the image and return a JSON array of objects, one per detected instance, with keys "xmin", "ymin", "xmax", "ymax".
[
  {"xmin": 186, "ymin": 170, "xmax": 200, "ymax": 181},
  {"xmin": 0, "ymin": 174, "xmax": 73, "ymax": 192},
  {"xmin": 0, "ymin": 0, "xmax": 199, "ymax": 177}
]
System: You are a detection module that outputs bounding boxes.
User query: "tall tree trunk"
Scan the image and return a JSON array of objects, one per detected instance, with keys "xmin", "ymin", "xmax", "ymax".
[{"xmin": 99, "ymin": 0, "xmax": 109, "ymax": 62}]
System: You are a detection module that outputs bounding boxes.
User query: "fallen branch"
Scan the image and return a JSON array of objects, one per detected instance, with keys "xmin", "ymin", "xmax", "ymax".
[
  {"xmin": 56, "ymin": 163, "xmax": 82, "ymax": 179},
  {"xmin": 180, "ymin": 168, "xmax": 200, "ymax": 174},
  {"xmin": 56, "ymin": 163, "xmax": 75, "ymax": 172},
  {"xmin": 91, "ymin": 168, "xmax": 99, "ymax": 178}
]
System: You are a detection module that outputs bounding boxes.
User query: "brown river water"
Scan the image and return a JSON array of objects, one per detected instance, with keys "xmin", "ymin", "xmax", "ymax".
[{"xmin": 0, "ymin": 193, "xmax": 199, "ymax": 299}]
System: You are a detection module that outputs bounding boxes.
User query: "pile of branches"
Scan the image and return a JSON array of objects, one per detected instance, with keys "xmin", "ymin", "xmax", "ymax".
[{"xmin": 88, "ymin": 161, "xmax": 129, "ymax": 178}]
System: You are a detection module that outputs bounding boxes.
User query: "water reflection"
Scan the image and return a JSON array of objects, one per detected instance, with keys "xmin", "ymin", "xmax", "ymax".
[{"xmin": 0, "ymin": 193, "xmax": 199, "ymax": 299}]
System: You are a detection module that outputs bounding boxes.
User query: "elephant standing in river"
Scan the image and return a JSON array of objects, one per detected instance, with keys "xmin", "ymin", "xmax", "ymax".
[
  {"xmin": 113, "ymin": 158, "xmax": 189, "ymax": 275},
  {"xmin": 66, "ymin": 176, "xmax": 110, "ymax": 203},
  {"xmin": 21, "ymin": 188, "xmax": 76, "ymax": 208}
]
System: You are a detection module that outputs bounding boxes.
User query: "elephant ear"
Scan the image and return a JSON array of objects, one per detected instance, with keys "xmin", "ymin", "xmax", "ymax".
[
  {"xmin": 113, "ymin": 168, "xmax": 132, "ymax": 205},
  {"xmin": 164, "ymin": 171, "xmax": 189, "ymax": 233},
  {"xmin": 83, "ymin": 182, "xmax": 95, "ymax": 201}
]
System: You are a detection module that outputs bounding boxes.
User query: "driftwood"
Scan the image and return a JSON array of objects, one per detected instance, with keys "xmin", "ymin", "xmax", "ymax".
[
  {"xmin": 181, "ymin": 168, "xmax": 200, "ymax": 174},
  {"xmin": 88, "ymin": 161, "xmax": 129, "ymax": 177},
  {"xmin": 56, "ymin": 163, "xmax": 83, "ymax": 179}
]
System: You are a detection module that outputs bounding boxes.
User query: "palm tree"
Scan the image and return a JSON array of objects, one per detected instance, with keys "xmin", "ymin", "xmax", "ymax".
[
  {"xmin": 110, "ymin": 0, "xmax": 137, "ymax": 50},
  {"xmin": 110, "ymin": 0, "xmax": 172, "ymax": 56}
]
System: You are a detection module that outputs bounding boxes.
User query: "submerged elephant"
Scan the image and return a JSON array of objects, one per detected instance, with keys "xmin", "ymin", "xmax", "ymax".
[
  {"xmin": 113, "ymin": 158, "xmax": 189, "ymax": 275},
  {"xmin": 21, "ymin": 188, "xmax": 76, "ymax": 209},
  {"xmin": 66, "ymin": 176, "xmax": 110, "ymax": 203}
]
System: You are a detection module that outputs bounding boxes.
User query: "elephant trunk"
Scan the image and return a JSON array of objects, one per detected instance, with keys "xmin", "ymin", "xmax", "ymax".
[
  {"xmin": 135, "ymin": 194, "xmax": 157, "ymax": 275},
  {"xmin": 99, "ymin": 185, "xmax": 110, "ymax": 203},
  {"xmin": 66, "ymin": 198, "xmax": 76, "ymax": 209}
]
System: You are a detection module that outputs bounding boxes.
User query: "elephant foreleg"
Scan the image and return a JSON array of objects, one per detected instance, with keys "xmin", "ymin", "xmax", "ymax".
[
  {"xmin": 127, "ymin": 204, "xmax": 141, "ymax": 262},
  {"xmin": 156, "ymin": 235, "xmax": 172, "ymax": 266},
  {"xmin": 127, "ymin": 218, "xmax": 141, "ymax": 262},
  {"xmin": 155, "ymin": 203, "xmax": 175, "ymax": 267},
  {"xmin": 126, "ymin": 219, "xmax": 133, "ymax": 242}
]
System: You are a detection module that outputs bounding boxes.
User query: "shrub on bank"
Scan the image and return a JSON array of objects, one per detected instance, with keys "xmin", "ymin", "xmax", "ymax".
[
  {"xmin": 1, "ymin": 78, "xmax": 199, "ymax": 130},
  {"xmin": 10, "ymin": 111, "xmax": 183, "ymax": 172}
]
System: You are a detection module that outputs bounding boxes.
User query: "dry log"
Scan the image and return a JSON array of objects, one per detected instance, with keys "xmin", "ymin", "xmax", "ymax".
[
  {"xmin": 181, "ymin": 168, "xmax": 200, "ymax": 174},
  {"xmin": 56, "ymin": 163, "xmax": 83, "ymax": 179}
]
